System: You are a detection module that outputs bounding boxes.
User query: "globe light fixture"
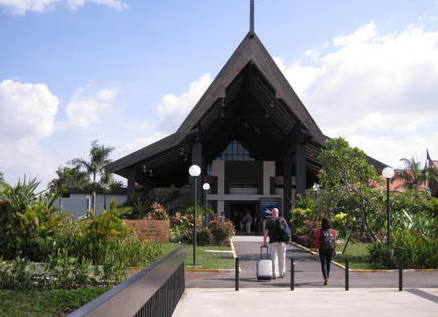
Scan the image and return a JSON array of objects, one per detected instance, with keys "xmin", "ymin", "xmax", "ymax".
[{"xmin": 189, "ymin": 164, "xmax": 201, "ymax": 177}]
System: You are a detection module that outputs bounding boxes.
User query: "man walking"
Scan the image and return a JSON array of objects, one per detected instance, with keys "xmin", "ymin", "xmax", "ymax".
[
  {"xmin": 263, "ymin": 208, "xmax": 287, "ymax": 278},
  {"xmin": 242, "ymin": 211, "xmax": 253, "ymax": 234}
]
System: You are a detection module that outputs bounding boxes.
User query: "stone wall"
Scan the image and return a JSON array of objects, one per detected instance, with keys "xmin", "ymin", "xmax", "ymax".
[{"xmin": 124, "ymin": 220, "xmax": 170, "ymax": 242}]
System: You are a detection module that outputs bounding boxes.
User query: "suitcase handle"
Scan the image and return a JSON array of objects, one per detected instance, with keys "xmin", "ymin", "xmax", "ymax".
[{"xmin": 260, "ymin": 245, "xmax": 269, "ymax": 258}]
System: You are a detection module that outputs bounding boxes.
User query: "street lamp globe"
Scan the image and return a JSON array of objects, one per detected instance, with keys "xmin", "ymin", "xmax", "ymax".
[
  {"xmin": 202, "ymin": 183, "xmax": 210, "ymax": 191},
  {"xmin": 189, "ymin": 164, "xmax": 201, "ymax": 177},
  {"xmin": 382, "ymin": 167, "xmax": 395, "ymax": 179}
]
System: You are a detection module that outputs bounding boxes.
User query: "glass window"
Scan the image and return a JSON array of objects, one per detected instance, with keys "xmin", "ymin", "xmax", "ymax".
[{"xmin": 216, "ymin": 140, "xmax": 255, "ymax": 161}]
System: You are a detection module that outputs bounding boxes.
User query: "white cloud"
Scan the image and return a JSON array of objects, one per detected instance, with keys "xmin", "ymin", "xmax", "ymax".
[
  {"xmin": 0, "ymin": 79, "xmax": 58, "ymax": 141},
  {"xmin": 0, "ymin": 0, "xmax": 126, "ymax": 15},
  {"xmin": 67, "ymin": 0, "xmax": 126, "ymax": 11},
  {"xmin": 0, "ymin": 79, "xmax": 59, "ymax": 186},
  {"xmin": 275, "ymin": 22, "xmax": 438, "ymax": 168},
  {"xmin": 67, "ymin": 87, "xmax": 118, "ymax": 128},
  {"xmin": 112, "ymin": 73, "xmax": 213, "ymax": 160},
  {"xmin": 115, "ymin": 131, "xmax": 168, "ymax": 158},
  {"xmin": 156, "ymin": 73, "xmax": 213, "ymax": 133}
]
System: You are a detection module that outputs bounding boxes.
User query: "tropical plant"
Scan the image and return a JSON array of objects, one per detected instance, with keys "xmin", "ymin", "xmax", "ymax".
[
  {"xmin": 147, "ymin": 202, "xmax": 169, "ymax": 220},
  {"xmin": 392, "ymin": 157, "xmax": 427, "ymax": 191},
  {"xmin": 48, "ymin": 166, "xmax": 90, "ymax": 211},
  {"xmin": 208, "ymin": 217, "xmax": 234, "ymax": 246},
  {"xmin": 318, "ymin": 137, "xmax": 385, "ymax": 242},
  {"xmin": 0, "ymin": 177, "xmax": 69, "ymax": 261},
  {"xmin": 70, "ymin": 140, "xmax": 115, "ymax": 211},
  {"xmin": 0, "ymin": 172, "xmax": 7, "ymax": 191}
]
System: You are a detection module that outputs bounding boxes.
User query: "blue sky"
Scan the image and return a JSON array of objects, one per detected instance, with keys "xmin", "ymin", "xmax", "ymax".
[{"xmin": 1, "ymin": 0, "xmax": 438, "ymax": 186}]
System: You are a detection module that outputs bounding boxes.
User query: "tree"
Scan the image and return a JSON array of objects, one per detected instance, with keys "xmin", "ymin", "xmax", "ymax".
[
  {"xmin": 318, "ymin": 137, "xmax": 385, "ymax": 243},
  {"xmin": 48, "ymin": 166, "xmax": 90, "ymax": 211},
  {"xmin": 0, "ymin": 172, "xmax": 7, "ymax": 191},
  {"xmin": 70, "ymin": 140, "xmax": 114, "ymax": 211},
  {"xmin": 392, "ymin": 157, "xmax": 427, "ymax": 191},
  {"xmin": 425, "ymin": 164, "xmax": 438, "ymax": 197}
]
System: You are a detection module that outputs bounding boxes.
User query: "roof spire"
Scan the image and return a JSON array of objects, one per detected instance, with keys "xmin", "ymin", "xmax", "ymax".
[{"xmin": 249, "ymin": 0, "xmax": 255, "ymax": 37}]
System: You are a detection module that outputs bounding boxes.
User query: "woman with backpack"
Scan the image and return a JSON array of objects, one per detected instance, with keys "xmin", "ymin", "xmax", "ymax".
[{"xmin": 315, "ymin": 218, "xmax": 336, "ymax": 285}]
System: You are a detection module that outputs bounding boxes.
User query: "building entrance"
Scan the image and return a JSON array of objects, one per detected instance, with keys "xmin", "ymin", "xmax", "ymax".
[{"xmin": 225, "ymin": 201, "xmax": 259, "ymax": 234}]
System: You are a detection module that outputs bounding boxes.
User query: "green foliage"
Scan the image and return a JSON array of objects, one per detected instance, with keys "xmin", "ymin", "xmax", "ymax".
[
  {"xmin": 0, "ymin": 178, "xmax": 69, "ymax": 261},
  {"xmin": 48, "ymin": 166, "xmax": 90, "ymax": 196},
  {"xmin": 208, "ymin": 218, "xmax": 234, "ymax": 247},
  {"xmin": 125, "ymin": 188, "xmax": 182, "ymax": 219},
  {"xmin": 290, "ymin": 208, "xmax": 317, "ymax": 235},
  {"xmin": 0, "ymin": 172, "xmax": 7, "ymax": 191},
  {"xmin": 318, "ymin": 138, "xmax": 385, "ymax": 242},
  {"xmin": 147, "ymin": 202, "xmax": 169, "ymax": 220},
  {"xmin": 368, "ymin": 213, "xmax": 438, "ymax": 268},
  {"xmin": 196, "ymin": 227, "xmax": 214, "ymax": 246},
  {"xmin": 295, "ymin": 194, "xmax": 317, "ymax": 210},
  {"xmin": 393, "ymin": 157, "xmax": 427, "ymax": 191},
  {"xmin": 0, "ymin": 288, "xmax": 109, "ymax": 316},
  {"xmin": 0, "ymin": 258, "xmax": 40, "ymax": 290},
  {"xmin": 170, "ymin": 215, "xmax": 193, "ymax": 243}
]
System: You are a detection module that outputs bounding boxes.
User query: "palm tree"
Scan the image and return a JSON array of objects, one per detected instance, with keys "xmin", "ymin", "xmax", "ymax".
[
  {"xmin": 425, "ymin": 163, "xmax": 438, "ymax": 197},
  {"xmin": 99, "ymin": 172, "xmax": 123, "ymax": 209},
  {"xmin": 393, "ymin": 157, "xmax": 427, "ymax": 191},
  {"xmin": 48, "ymin": 166, "xmax": 90, "ymax": 211},
  {"xmin": 70, "ymin": 140, "xmax": 114, "ymax": 211}
]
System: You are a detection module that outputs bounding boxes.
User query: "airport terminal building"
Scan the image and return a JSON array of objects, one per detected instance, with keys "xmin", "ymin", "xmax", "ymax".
[{"xmin": 106, "ymin": 22, "xmax": 385, "ymax": 228}]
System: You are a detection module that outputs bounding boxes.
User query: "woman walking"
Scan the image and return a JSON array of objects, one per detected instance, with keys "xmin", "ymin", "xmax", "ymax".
[{"xmin": 315, "ymin": 218, "xmax": 336, "ymax": 285}]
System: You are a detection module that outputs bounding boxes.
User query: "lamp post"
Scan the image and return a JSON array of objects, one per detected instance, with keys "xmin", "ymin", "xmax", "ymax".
[
  {"xmin": 189, "ymin": 164, "xmax": 201, "ymax": 266},
  {"xmin": 382, "ymin": 167, "xmax": 395, "ymax": 246},
  {"xmin": 202, "ymin": 182, "xmax": 210, "ymax": 227}
]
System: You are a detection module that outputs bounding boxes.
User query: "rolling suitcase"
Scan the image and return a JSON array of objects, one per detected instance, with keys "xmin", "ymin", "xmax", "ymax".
[{"xmin": 256, "ymin": 245, "xmax": 273, "ymax": 280}]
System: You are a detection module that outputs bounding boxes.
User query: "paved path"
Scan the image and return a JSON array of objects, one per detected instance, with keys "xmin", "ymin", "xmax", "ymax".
[
  {"xmin": 185, "ymin": 235, "xmax": 438, "ymax": 288},
  {"xmin": 173, "ymin": 288, "xmax": 438, "ymax": 317}
]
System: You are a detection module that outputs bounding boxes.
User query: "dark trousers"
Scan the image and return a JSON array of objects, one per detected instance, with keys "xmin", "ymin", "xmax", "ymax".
[{"xmin": 319, "ymin": 250, "xmax": 333, "ymax": 280}]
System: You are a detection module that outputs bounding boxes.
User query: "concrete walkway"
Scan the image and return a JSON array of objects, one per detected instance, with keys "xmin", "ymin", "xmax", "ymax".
[
  {"xmin": 173, "ymin": 288, "xmax": 438, "ymax": 317},
  {"xmin": 179, "ymin": 236, "xmax": 438, "ymax": 316},
  {"xmin": 185, "ymin": 235, "xmax": 438, "ymax": 288}
]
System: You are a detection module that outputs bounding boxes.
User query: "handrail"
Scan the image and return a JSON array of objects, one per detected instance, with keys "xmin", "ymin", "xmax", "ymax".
[{"xmin": 68, "ymin": 246, "xmax": 187, "ymax": 317}]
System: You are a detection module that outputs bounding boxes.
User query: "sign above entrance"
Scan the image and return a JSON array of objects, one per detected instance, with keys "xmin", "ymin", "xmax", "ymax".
[{"xmin": 259, "ymin": 199, "xmax": 281, "ymax": 218}]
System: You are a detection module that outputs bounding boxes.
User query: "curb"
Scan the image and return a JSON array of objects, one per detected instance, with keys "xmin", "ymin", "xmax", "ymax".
[
  {"xmin": 185, "ymin": 268, "xmax": 235, "ymax": 272},
  {"xmin": 289, "ymin": 241, "xmax": 438, "ymax": 273}
]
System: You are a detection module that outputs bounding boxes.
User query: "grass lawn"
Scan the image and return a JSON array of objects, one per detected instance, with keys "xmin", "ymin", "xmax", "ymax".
[
  {"xmin": 184, "ymin": 245, "xmax": 234, "ymax": 269},
  {"xmin": 0, "ymin": 288, "xmax": 109, "ymax": 317},
  {"xmin": 335, "ymin": 242, "xmax": 374, "ymax": 269}
]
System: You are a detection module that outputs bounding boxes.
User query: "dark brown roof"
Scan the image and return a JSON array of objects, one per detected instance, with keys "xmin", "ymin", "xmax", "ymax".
[
  {"xmin": 106, "ymin": 33, "xmax": 327, "ymax": 174},
  {"xmin": 106, "ymin": 32, "xmax": 387, "ymax": 175}
]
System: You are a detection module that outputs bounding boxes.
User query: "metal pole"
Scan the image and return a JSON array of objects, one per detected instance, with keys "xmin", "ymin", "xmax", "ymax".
[
  {"xmin": 290, "ymin": 258, "xmax": 295, "ymax": 291},
  {"xmin": 193, "ymin": 177, "xmax": 197, "ymax": 266},
  {"xmin": 399, "ymin": 262, "xmax": 403, "ymax": 291},
  {"xmin": 204, "ymin": 189, "xmax": 208, "ymax": 227},
  {"xmin": 235, "ymin": 257, "xmax": 240, "ymax": 291},
  {"xmin": 387, "ymin": 178, "xmax": 390, "ymax": 247},
  {"xmin": 345, "ymin": 258, "xmax": 349, "ymax": 291}
]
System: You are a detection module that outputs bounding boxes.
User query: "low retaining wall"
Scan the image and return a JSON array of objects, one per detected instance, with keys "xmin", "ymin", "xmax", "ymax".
[{"xmin": 124, "ymin": 220, "xmax": 170, "ymax": 242}]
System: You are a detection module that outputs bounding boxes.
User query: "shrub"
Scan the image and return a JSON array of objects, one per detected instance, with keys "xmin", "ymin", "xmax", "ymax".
[
  {"xmin": 196, "ymin": 228, "xmax": 213, "ymax": 246},
  {"xmin": 170, "ymin": 215, "xmax": 193, "ymax": 243},
  {"xmin": 208, "ymin": 218, "xmax": 234, "ymax": 246},
  {"xmin": 0, "ymin": 257, "xmax": 40, "ymax": 290},
  {"xmin": 147, "ymin": 202, "xmax": 169, "ymax": 220}
]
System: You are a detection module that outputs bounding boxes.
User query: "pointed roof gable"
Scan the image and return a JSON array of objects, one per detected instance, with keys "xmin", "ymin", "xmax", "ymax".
[{"xmin": 177, "ymin": 33, "xmax": 326, "ymax": 145}]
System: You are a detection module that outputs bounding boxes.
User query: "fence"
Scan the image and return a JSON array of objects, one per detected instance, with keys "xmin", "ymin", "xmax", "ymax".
[
  {"xmin": 234, "ymin": 256, "xmax": 405, "ymax": 291},
  {"xmin": 68, "ymin": 246, "xmax": 187, "ymax": 317}
]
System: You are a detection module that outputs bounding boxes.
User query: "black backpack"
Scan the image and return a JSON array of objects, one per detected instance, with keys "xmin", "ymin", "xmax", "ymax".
[{"xmin": 320, "ymin": 230, "xmax": 335, "ymax": 251}]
